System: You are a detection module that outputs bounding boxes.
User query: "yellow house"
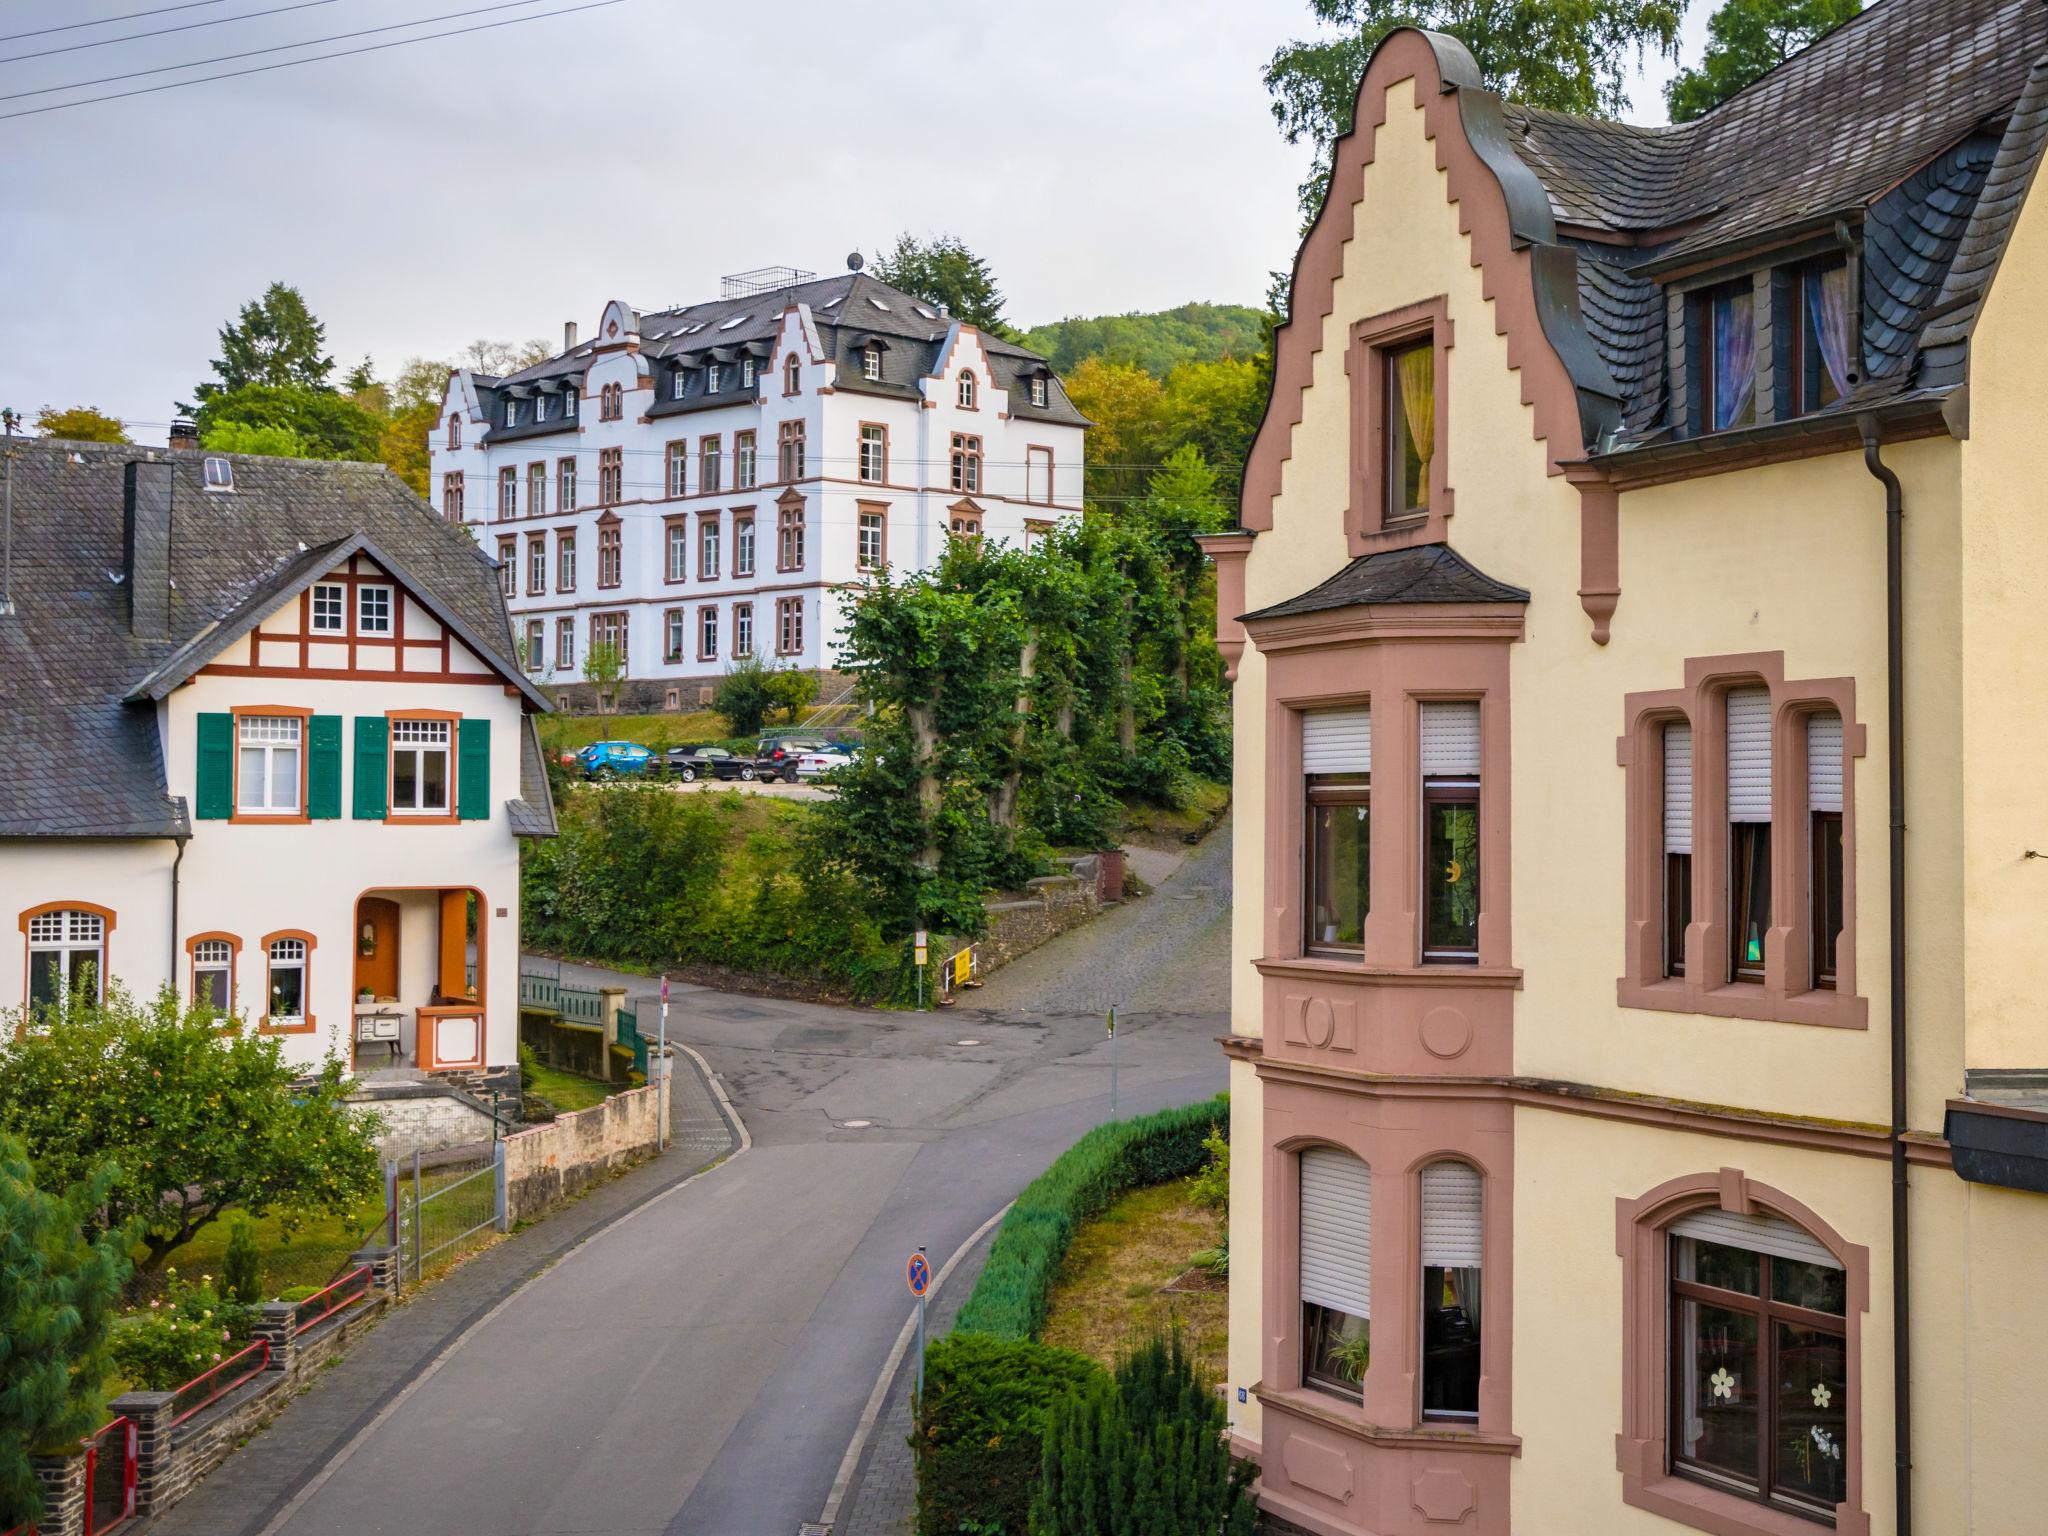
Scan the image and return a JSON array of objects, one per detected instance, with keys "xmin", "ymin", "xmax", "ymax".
[{"xmin": 1207, "ymin": 5, "xmax": 2048, "ymax": 1533}]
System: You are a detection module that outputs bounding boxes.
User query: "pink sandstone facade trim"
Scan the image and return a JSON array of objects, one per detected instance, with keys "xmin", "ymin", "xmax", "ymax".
[{"xmin": 1344, "ymin": 295, "xmax": 1456, "ymax": 557}]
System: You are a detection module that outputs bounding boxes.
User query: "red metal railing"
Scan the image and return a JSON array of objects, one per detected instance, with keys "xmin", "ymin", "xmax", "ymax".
[
  {"xmin": 169, "ymin": 1338, "xmax": 270, "ymax": 1428},
  {"xmin": 84, "ymin": 1417, "xmax": 136, "ymax": 1536},
  {"xmin": 292, "ymin": 1266, "xmax": 370, "ymax": 1334}
]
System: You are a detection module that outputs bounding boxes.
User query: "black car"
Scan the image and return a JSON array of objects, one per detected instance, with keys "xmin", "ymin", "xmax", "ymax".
[{"xmin": 665, "ymin": 745, "xmax": 773, "ymax": 782}]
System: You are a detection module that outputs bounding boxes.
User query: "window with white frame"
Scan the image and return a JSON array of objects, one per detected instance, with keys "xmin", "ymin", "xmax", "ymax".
[
  {"xmin": 557, "ymin": 531, "xmax": 577, "ymax": 591},
  {"xmin": 192, "ymin": 938, "xmax": 233, "ymax": 1010},
  {"xmin": 700, "ymin": 436, "xmax": 722, "ymax": 494},
  {"xmin": 565, "ymin": 389, "xmax": 577, "ymax": 417},
  {"xmin": 525, "ymin": 618, "xmax": 544, "ymax": 672},
  {"xmin": 204, "ymin": 456, "xmax": 234, "ymax": 492},
  {"xmin": 266, "ymin": 937, "xmax": 307, "ymax": 1025},
  {"xmin": 701, "ymin": 514, "xmax": 720, "ymax": 578},
  {"xmin": 674, "ymin": 371, "xmax": 688, "ymax": 401},
  {"xmin": 666, "ymin": 521, "xmax": 689, "ymax": 582},
  {"xmin": 858, "ymin": 508, "xmax": 885, "ymax": 570},
  {"xmin": 527, "ymin": 536, "xmax": 546, "ymax": 596},
  {"xmin": 664, "ymin": 608, "xmax": 685, "ymax": 663},
  {"xmin": 668, "ymin": 442, "xmax": 688, "ymax": 498},
  {"xmin": 1029, "ymin": 374, "xmax": 1048, "ymax": 408},
  {"xmin": 556, "ymin": 616, "xmax": 575, "ymax": 668},
  {"xmin": 706, "ymin": 363, "xmax": 723, "ymax": 394},
  {"xmin": 734, "ymin": 516, "xmax": 755, "ymax": 577},
  {"xmin": 733, "ymin": 602, "xmax": 753, "ymax": 657},
  {"xmin": 237, "ymin": 715, "xmax": 302, "ymax": 814},
  {"xmin": 447, "ymin": 414, "xmax": 462, "ymax": 449},
  {"xmin": 735, "ymin": 430, "xmax": 757, "ymax": 488},
  {"xmin": 859, "ymin": 424, "xmax": 886, "ymax": 482},
  {"xmin": 1300, "ymin": 1146, "xmax": 1372, "ymax": 1396},
  {"xmin": 529, "ymin": 461, "xmax": 547, "ymax": 516},
  {"xmin": 776, "ymin": 596, "xmax": 803, "ymax": 655},
  {"xmin": 741, "ymin": 357, "xmax": 756, "ymax": 390},
  {"xmin": 699, "ymin": 606, "xmax": 718, "ymax": 660},
  {"xmin": 498, "ymin": 539, "xmax": 516, "ymax": 597},
  {"xmin": 27, "ymin": 909, "xmax": 106, "ymax": 1012},
  {"xmin": 558, "ymin": 457, "xmax": 577, "ymax": 510},
  {"xmin": 390, "ymin": 718, "xmax": 452, "ymax": 815},
  {"xmin": 310, "ymin": 582, "xmax": 346, "ymax": 634},
  {"xmin": 358, "ymin": 585, "xmax": 393, "ymax": 635},
  {"xmin": 498, "ymin": 466, "xmax": 517, "ymax": 519},
  {"xmin": 863, "ymin": 346, "xmax": 882, "ymax": 382},
  {"xmin": 958, "ymin": 371, "xmax": 977, "ymax": 409}
]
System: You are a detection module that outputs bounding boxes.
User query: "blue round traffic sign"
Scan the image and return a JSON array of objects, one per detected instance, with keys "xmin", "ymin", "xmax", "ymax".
[{"xmin": 906, "ymin": 1252, "xmax": 931, "ymax": 1297}]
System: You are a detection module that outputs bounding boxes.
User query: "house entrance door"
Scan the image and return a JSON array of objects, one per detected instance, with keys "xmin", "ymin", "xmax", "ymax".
[{"xmin": 355, "ymin": 897, "xmax": 402, "ymax": 1001}]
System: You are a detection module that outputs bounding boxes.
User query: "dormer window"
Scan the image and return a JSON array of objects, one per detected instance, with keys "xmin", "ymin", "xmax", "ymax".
[
  {"xmin": 1029, "ymin": 375, "xmax": 1048, "ymax": 408},
  {"xmin": 203, "ymin": 456, "xmax": 234, "ymax": 492},
  {"xmin": 1697, "ymin": 281, "xmax": 1757, "ymax": 432},
  {"xmin": 565, "ymin": 390, "xmax": 577, "ymax": 417},
  {"xmin": 958, "ymin": 370, "xmax": 977, "ymax": 409},
  {"xmin": 706, "ymin": 363, "xmax": 723, "ymax": 394},
  {"xmin": 741, "ymin": 357, "xmax": 756, "ymax": 389},
  {"xmin": 674, "ymin": 371, "xmax": 688, "ymax": 401},
  {"xmin": 1791, "ymin": 260, "xmax": 1853, "ymax": 415},
  {"xmin": 534, "ymin": 396, "xmax": 548, "ymax": 423},
  {"xmin": 506, "ymin": 399, "xmax": 520, "ymax": 427},
  {"xmin": 863, "ymin": 346, "xmax": 881, "ymax": 382}
]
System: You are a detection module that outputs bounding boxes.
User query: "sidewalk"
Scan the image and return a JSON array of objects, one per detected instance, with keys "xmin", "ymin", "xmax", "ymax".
[{"xmin": 145, "ymin": 1050, "xmax": 738, "ymax": 1536}]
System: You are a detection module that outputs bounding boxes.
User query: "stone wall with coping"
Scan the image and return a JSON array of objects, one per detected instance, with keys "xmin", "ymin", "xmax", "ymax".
[
  {"xmin": 973, "ymin": 855, "xmax": 1105, "ymax": 974},
  {"xmin": 500, "ymin": 1079, "xmax": 663, "ymax": 1223}
]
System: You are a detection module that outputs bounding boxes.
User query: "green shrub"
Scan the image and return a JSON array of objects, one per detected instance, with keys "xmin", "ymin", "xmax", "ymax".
[
  {"xmin": 273, "ymin": 1284, "xmax": 323, "ymax": 1304},
  {"xmin": 952, "ymin": 1097, "xmax": 1226, "ymax": 1343},
  {"xmin": 108, "ymin": 1271, "xmax": 256, "ymax": 1391},
  {"xmin": 223, "ymin": 1218, "xmax": 262, "ymax": 1306},
  {"xmin": 915, "ymin": 1333, "xmax": 1103, "ymax": 1536},
  {"xmin": 1029, "ymin": 1332, "xmax": 1254, "ymax": 1536}
]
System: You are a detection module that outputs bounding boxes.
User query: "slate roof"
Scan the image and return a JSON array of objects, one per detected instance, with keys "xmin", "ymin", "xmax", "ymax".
[
  {"xmin": 479, "ymin": 271, "xmax": 1087, "ymax": 435},
  {"xmin": 1481, "ymin": 0, "xmax": 2048, "ymax": 451},
  {"xmin": 1242, "ymin": 543, "xmax": 1529, "ymax": 622},
  {"xmin": 0, "ymin": 440, "xmax": 556, "ymax": 839}
]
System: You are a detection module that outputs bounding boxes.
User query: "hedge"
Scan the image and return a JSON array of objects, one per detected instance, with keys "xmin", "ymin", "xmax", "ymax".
[
  {"xmin": 951, "ymin": 1096, "xmax": 1227, "ymax": 1343},
  {"xmin": 914, "ymin": 1333, "xmax": 1104, "ymax": 1536}
]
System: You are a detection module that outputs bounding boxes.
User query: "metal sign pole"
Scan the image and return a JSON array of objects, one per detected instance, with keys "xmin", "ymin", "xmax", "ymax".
[
  {"xmin": 915, "ymin": 1247, "xmax": 928, "ymax": 1401},
  {"xmin": 659, "ymin": 974, "xmax": 670, "ymax": 1149},
  {"xmin": 1109, "ymin": 1006, "xmax": 1118, "ymax": 1118}
]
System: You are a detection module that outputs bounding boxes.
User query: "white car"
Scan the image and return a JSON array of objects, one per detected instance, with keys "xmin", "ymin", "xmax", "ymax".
[{"xmin": 793, "ymin": 749, "xmax": 854, "ymax": 780}]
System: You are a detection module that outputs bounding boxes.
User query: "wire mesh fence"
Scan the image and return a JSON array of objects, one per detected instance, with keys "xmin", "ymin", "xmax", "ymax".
[{"xmin": 393, "ymin": 1149, "xmax": 504, "ymax": 1287}]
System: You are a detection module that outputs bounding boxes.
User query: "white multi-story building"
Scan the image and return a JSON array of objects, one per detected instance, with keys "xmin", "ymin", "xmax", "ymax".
[{"xmin": 431, "ymin": 268, "xmax": 1089, "ymax": 709}]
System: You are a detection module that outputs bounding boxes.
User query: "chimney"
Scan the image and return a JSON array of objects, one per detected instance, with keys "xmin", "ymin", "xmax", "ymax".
[
  {"xmin": 564, "ymin": 320, "xmax": 579, "ymax": 351},
  {"xmin": 123, "ymin": 459, "xmax": 173, "ymax": 640},
  {"xmin": 167, "ymin": 417, "xmax": 200, "ymax": 453}
]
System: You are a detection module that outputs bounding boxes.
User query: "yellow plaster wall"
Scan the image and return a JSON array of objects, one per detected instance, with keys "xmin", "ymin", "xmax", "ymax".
[
  {"xmin": 1953, "ymin": 170, "xmax": 2048, "ymax": 1074},
  {"xmin": 1224, "ymin": 1056, "xmax": 1266, "ymax": 1449}
]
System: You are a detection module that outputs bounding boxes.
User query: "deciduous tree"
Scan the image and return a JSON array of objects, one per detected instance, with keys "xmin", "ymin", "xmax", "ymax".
[
  {"xmin": 1266, "ymin": 0, "xmax": 1684, "ymax": 220},
  {"xmin": 583, "ymin": 640, "xmax": 623, "ymax": 714},
  {"xmin": 32, "ymin": 405, "xmax": 128, "ymax": 443},
  {"xmin": 1666, "ymin": 0, "xmax": 1860, "ymax": 121},
  {"xmin": 1062, "ymin": 357, "xmax": 1167, "ymax": 506},
  {"xmin": 194, "ymin": 383, "xmax": 382, "ymax": 462}
]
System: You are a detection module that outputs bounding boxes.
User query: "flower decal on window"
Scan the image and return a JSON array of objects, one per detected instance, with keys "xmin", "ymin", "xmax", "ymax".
[
  {"xmin": 1709, "ymin": 1366, "xmax": 1736, "ymax": 1400},
  {"xmin": 1811, "ymin": 1382, "xmax": 1832, "ymax": 1409}
]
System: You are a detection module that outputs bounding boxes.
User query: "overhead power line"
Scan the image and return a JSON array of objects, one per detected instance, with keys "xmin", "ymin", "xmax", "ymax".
[
  {"xmin": 0, "ymin": 0, "xmax": 229, "ymax": 46},
  {"xmin": 0, "ymin": 0, "xmax": 337, "ymax": 66},
  {"xmin": 1, "ymin": 0, "xmax": 552, "ymax": 103},
  {"xmin": 0, "ymin": 0, "xmax": 622, "ymax": 119}
]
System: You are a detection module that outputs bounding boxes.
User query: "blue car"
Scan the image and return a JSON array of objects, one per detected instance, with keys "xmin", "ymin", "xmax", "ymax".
[{"xmin": 577, "ymin": 740, "xmax": 658, "ymax": 779}]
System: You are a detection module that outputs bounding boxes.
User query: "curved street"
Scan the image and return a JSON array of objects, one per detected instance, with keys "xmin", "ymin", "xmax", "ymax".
[{"xmin": 153, "ymin": 818, "xmax": 1231, "ymax": 1536}]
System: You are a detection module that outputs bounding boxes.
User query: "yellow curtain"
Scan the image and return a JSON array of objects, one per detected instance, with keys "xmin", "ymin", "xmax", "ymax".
[{"xmin": 1396, "ymin": 347, "xmax": 1435, "ymax": 504}]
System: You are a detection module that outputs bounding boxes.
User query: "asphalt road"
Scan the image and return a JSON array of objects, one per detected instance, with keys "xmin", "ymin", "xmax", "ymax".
[{"xmin": 252, "ymin": 819, "xmax": 1232, "ymax": 1536}]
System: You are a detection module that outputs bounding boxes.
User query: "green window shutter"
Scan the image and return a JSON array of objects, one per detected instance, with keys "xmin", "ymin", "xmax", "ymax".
[
  {"xmin": 353, "ymin": 716, "xmax": 388, "ymax": 820},
  {"xmin": 307, "ymin": 715, "xmax": 343, "ymax": 819},
  {"xmin": 195, "ymin": 712, "xmax": 233, "ymax": 820},
  {"xmin": 457, "ymin": 718, "xmax": 491, "ymax": 822}
]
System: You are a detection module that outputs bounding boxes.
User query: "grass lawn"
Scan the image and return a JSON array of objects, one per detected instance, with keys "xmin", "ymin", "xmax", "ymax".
[
  {"xmin": 525, "ymin": 1060, "xmax": 619, "ymax": 1113},
  {"xmin": 1039, "ymin": 1181, "xmax": 1228, "ymax": 1382},
  {"xmin": 1120, "ymin": 777, "xmax": 1230, "ymax": 852},
  {"xmin": 138, "ymin": 1191, "xmax": 389, "ymax": 1301}
]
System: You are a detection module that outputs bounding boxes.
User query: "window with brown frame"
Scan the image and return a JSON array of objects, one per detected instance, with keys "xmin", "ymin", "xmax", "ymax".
[
  {"xmin": 556, "ymin": 616, "xmax": 575, "ymax": 669},
  {"xmin": 447, "ymin": 414, "xmax": 462, "ymax": 450},
  {"xmin": 1420, "ymin": 702, "xmax": 1481, "ymax": 963},
  {"xmin": 1696, "ymin": 281, "xmax": 1759, "ymax": 434},
  {"xmin": 735, "ymin": 429, "xmax": 757, "ymax": 488},
  {"xmin": 558, "ymin": 456, "xmax": 577, "ymax": 510},
  {"xmin": 698, "ymin": 605, "xmax": 718, "ymax": 662},
  {"xmin": 1306, "ymin": 776, "xmax": 1369, "ymax": 952},
  {"xmin": 589, "ymin": 611, "xmax": 628, "ymax": 676},
  {"xmin": 1299, "ymin": 1146, "xmax": 1371, "ymax": 1398},
  {"xmin": 949, "ymin": 433, "xmax": 982, "ymax": 494},
  {"xmin": 1664, "ymin": 720, "xmax": 1692, "ymax": 979},
  {"xmin": 1384, "ymin": 339, "xmax": 1433, "ymax": 523},
  {"xmin": 1668, "ymin": 1222, "xmax": 1847, "ymax": 1522},
  {"xmin": 777, "ymin": 502, "xmax": 805, "ymax": 571},
  {"xmin": 857, "ymin": 508, "xmax": 885, "ymax": 571},
  {"xmin": 733, "ymin": 602, "xmax": 753, "ymax": 658},
  {"xmin": 597, "ymin": 523, "xmax": 621, "ymax": 588},
  {"xmin": 525, "ymin": 618, "xmax": 544, "ymax": 673},
  {"xmin": 784, "ymin": 353, "xmax": 802, "ymax": 395},
  {"xmin": 778, "ymin": 420, "xmax": 806, "ymax": 481},
  {"xmin": 1419, "ymin": 1161, "xmax": 1483, "ymax": 1420},
  {"xmin": 858, "ymin": 423, "xmax": 886, "ymax": 483},
  {"xmin": 1026, "ymin": 446, "xmax": 1053, "ymax": 505},
  {"xmin": 700, "ymin": 435, "xmax": 722, "ymax": 494},
  {"xmin": 776, "ymin": 595, "xmax": 803, "ymax": 655},
  {"xmin": 663, "ymin": 608, "xmax": 684, "ymax": 664},
  {"xmin": 667, "ymin": 441, "xmax": 687, "ymax": 499},
  {"xmin": 734, "ymin": 515, "xmax": 755, "ymax": 577},
  {"xmin": 665, "ymin": 519, "xmax": 689, "ymax": 583},
  {"xmin": 497, "ymin": 538, "xmax": 516, "ymax": 597},
  {"xmin": 1726, "ymin": 686, "xmax": 1771, "ymax": 982},
  {"xmin": 442, "ymin": 471, "xmax": 464, "ymax": 521},
  {"xmin": 1788, "ymin": 260, "xmax": 1853, "ymax": 417},
  {"xmin": 1808, "ymin": 711, "xmax": 1844, "ymax": 989},
  {"xmin": 948, "ymin": 509, "xmax": 981, "ymax": 540},
  {"xmin": 700, "ymin": 514, "xmax": 720, "ymax": 579},
  {"xmin": 526, "ymin": 535, "xmax": 546, "ymax": 596},
  {"xmin": 599, "ymin": 447, "xmax": 623, "ymax": 506},
  {"xmin": 601, "ymin": 381, "xmax": 623, "ymax": 421},
  {"xmin": 528, "ymin": 461, "xmax": 547, "ymax": 517},
  {"xmin": 498, "ymin": 466, "xmax": 516, "ymax": 520}
]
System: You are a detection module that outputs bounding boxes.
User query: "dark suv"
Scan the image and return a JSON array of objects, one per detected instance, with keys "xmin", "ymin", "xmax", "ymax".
[
  {"xmin": 756, "ymin": 734, "xmax": 847, "ymax": 782},
  {"xmin": 665, "ymin": 745, "xmax": 774, "ymax": 782}
]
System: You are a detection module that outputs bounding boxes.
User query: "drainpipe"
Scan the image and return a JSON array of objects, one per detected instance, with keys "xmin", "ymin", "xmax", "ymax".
[
  {"xmin": 1859, "ymin": 414, "xmax": 1911, "ymax": 1536},
  {"xmin": 169, "ymin": 834, "xmax": 189, "ymax": 985}
]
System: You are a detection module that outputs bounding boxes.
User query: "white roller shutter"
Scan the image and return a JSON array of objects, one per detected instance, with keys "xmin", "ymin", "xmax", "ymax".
[
  {"xmin": 1299, "ymin": 1148, "xmax": 1372, "ymax": 1318},
  {"xmin": 1670, "ymin": 1207, "xmax": 1840, "ymax": 1271},
  {"xmin": 1419, "ymin": 1162, "xmax": 1483, "ymax": 1268},
  {"xmin": 1726, "ymin": 686, "xmax": 1772, "ymax": 822},
  {"xmin": 1302, "ymin": 708, "xmax": 1372, "ymax": 775},
  {"xmin": 1419, "ymin": 701, "xmax": 1481, "ymax": 777},
  {"xmin": 1664, "ymin": 721, "xmax": 1693, "ymax": 856},
  {"xmin": 1808, "ymin": 712, "xmax": 1843, "ymax": 814}
]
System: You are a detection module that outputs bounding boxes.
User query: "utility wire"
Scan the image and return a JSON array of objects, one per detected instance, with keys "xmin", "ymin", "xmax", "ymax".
[
  {"xmin": 0, "ymin": 0, "xmax": 230, "ymax": 45},
  {"xmin": 0, "ymin": 0, "xmax": 546, "ymax": 103},
  {"xmin": 0, "ymin": 0, "xmax": 337, "ymax": 65},
  {"xmin": 0, "ymin": 0, "xmax": 620, "ymax": 118}
]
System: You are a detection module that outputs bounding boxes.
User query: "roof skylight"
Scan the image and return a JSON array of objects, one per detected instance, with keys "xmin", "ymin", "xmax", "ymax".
[{"xmin": 719, "ymin": 314, "xmax": 750, "ymax": 330}]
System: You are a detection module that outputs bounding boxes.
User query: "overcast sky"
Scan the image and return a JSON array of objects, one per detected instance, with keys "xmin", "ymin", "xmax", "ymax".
[{"xmin": 0, "ymin": 0, "xmax": 1715, "ymax": 441}]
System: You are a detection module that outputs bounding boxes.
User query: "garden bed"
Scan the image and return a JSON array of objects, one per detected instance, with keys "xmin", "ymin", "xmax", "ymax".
[{"xmin": 1039, "ymin": 1182, "xmax": 1227, "ymax": 1382}]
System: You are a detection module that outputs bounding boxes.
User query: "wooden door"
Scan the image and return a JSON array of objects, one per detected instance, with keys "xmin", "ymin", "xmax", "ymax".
[{"xmin": 354, "ymin": 897, "xmax": 401, "ymax": 1001}]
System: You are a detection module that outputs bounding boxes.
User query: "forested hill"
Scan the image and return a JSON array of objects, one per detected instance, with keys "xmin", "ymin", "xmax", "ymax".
[{"xmin": 1020, "ymin": 302, "xmax": 1268, "ymax": 378}]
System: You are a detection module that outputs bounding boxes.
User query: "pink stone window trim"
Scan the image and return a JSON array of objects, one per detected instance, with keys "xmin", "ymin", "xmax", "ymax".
[
  {"xmin": 1345, "ymin": 295, "xmax": 1455, "ymax": 558},
  {"xmin": 1615, "ymin": 1170, "xmax": 1871, "ymax": 1536},
  {"xmin": 1617, "ymin": 651, "xmax": 1865, "ymax": 1029}
]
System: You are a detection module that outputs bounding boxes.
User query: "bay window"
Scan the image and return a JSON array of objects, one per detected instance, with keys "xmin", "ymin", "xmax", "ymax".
[
  {"xmin": 1726, "ymin": 686, "xmax": 1772, "ymax": 982},
  {"xmin": 237, "ymin": 714, "xmax": 302, "ymax": 815},
  {"xmin": 1299, "ymin": 1147, "xmax": 1371, "ymax": 1396},
  {"xmin": 1420, "ymin": 701, "xmax": 1480, "ymax": 962},
  {"xmin": 1419, "ymin": 1160, "xmax": 1483, "ymax": 1420},
  {"xmin": 1302, "ymin": 707, "xmax": 1371, "ymax": 954}
]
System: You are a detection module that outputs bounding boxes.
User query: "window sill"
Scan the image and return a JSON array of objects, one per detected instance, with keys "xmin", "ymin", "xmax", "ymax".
[
  {"xmin": 1253, "ymin": 1383, "xmax": 1520, "ymax": 1456},
  {"xmin": 258, "ymin": 1017, "xmax": 317, "ymax": 1036},
  {"xmin": 1617, "ymin": 974, "xmax": 1868, "ymax": 1030},
  {"xmin": 1623, "ymin": 1465, "xmax": 1862, "ymax": 1536},
  {"xmin": 1255, "ymin": 955, "xmax": 1522, "ymax": 989}
]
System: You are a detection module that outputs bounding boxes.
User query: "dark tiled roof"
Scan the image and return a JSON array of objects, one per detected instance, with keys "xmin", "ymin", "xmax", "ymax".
[
  {"xmin": 1243, "ymin": 542, "xmax": 1529, "ymax": 622},
  {"xmin": 1574, "ymin": 245, "xmax": 1668, "ymax": 432},
  {"xmin": 0, "ymin": 441, "xmax": 555, "ymax": 839},
  {"xmin": 1862, "ymin": 132, "xmax": 2000, "ymax": 383}
]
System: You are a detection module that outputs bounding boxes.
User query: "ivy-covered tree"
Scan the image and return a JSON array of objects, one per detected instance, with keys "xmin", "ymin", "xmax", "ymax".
[
  {"xmin": 0, "ymin": 1138, "xmax": 130, "ymax": 1529},
  {"xmin": 1666, "ymin": 0, "xmax": 1861, "ymax": 121},
  {"xmin": 0, "ymin": 988, "xmax": 382, "ymax": 1270}
]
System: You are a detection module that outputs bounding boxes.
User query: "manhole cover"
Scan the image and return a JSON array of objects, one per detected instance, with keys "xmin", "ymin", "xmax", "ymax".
[
  {"xmin": 839, "ymin": 1119, "xmax": 873, "ymax": 1129},
  {"xmin": 952, "ymin": 1039, "xmax": 982, "ymax": 1047}
]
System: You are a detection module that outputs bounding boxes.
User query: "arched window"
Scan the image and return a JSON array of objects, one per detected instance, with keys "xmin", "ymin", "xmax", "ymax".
[
  {"xmin": 447, "ymin": 413, "xmax": 461, "ymax": 450},
  {"xmin": 784, "ymin": 353, "xmax": 802, "ymax": 394},
  {"xmin": 1299, "ymin": 1146, "xmax": 1370, "ymax": 1396},
  {"xmin": 262, "ymin": 932, "xmax": 314, "ymax": 1032},
  {"xmin": 188, "ymin": 933, "xmax": 239, "ymax": 1012},
  {"xmin": 958, "ymin": 370, "xmax": 977, "ymax": 409},
  {"xmin": 23, "ymin": 905, "xmax": 109, "ymax": 1014},
  {"xmin": 1419, "ymin": 1159, "xmax": 1483, "ymax": 1420},
  {"xmin": 600, "ymin": 382, "xmax": 623, "ymax": 421}
]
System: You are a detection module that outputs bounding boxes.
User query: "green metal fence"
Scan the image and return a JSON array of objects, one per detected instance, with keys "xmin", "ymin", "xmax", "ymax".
[{"xmin": 616, "ymin": 1006, "xmax": 648, "ymax": 1075}]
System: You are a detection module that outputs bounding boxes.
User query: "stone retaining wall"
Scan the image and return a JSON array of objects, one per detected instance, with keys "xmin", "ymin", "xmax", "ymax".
[
  {"xmin": 500, "ymin": 1079, "xmax": 664, "ymax": 1223},
  {"xmin": 973, "ymin": 854, "xmax": 1106, "ymax": 974}
]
